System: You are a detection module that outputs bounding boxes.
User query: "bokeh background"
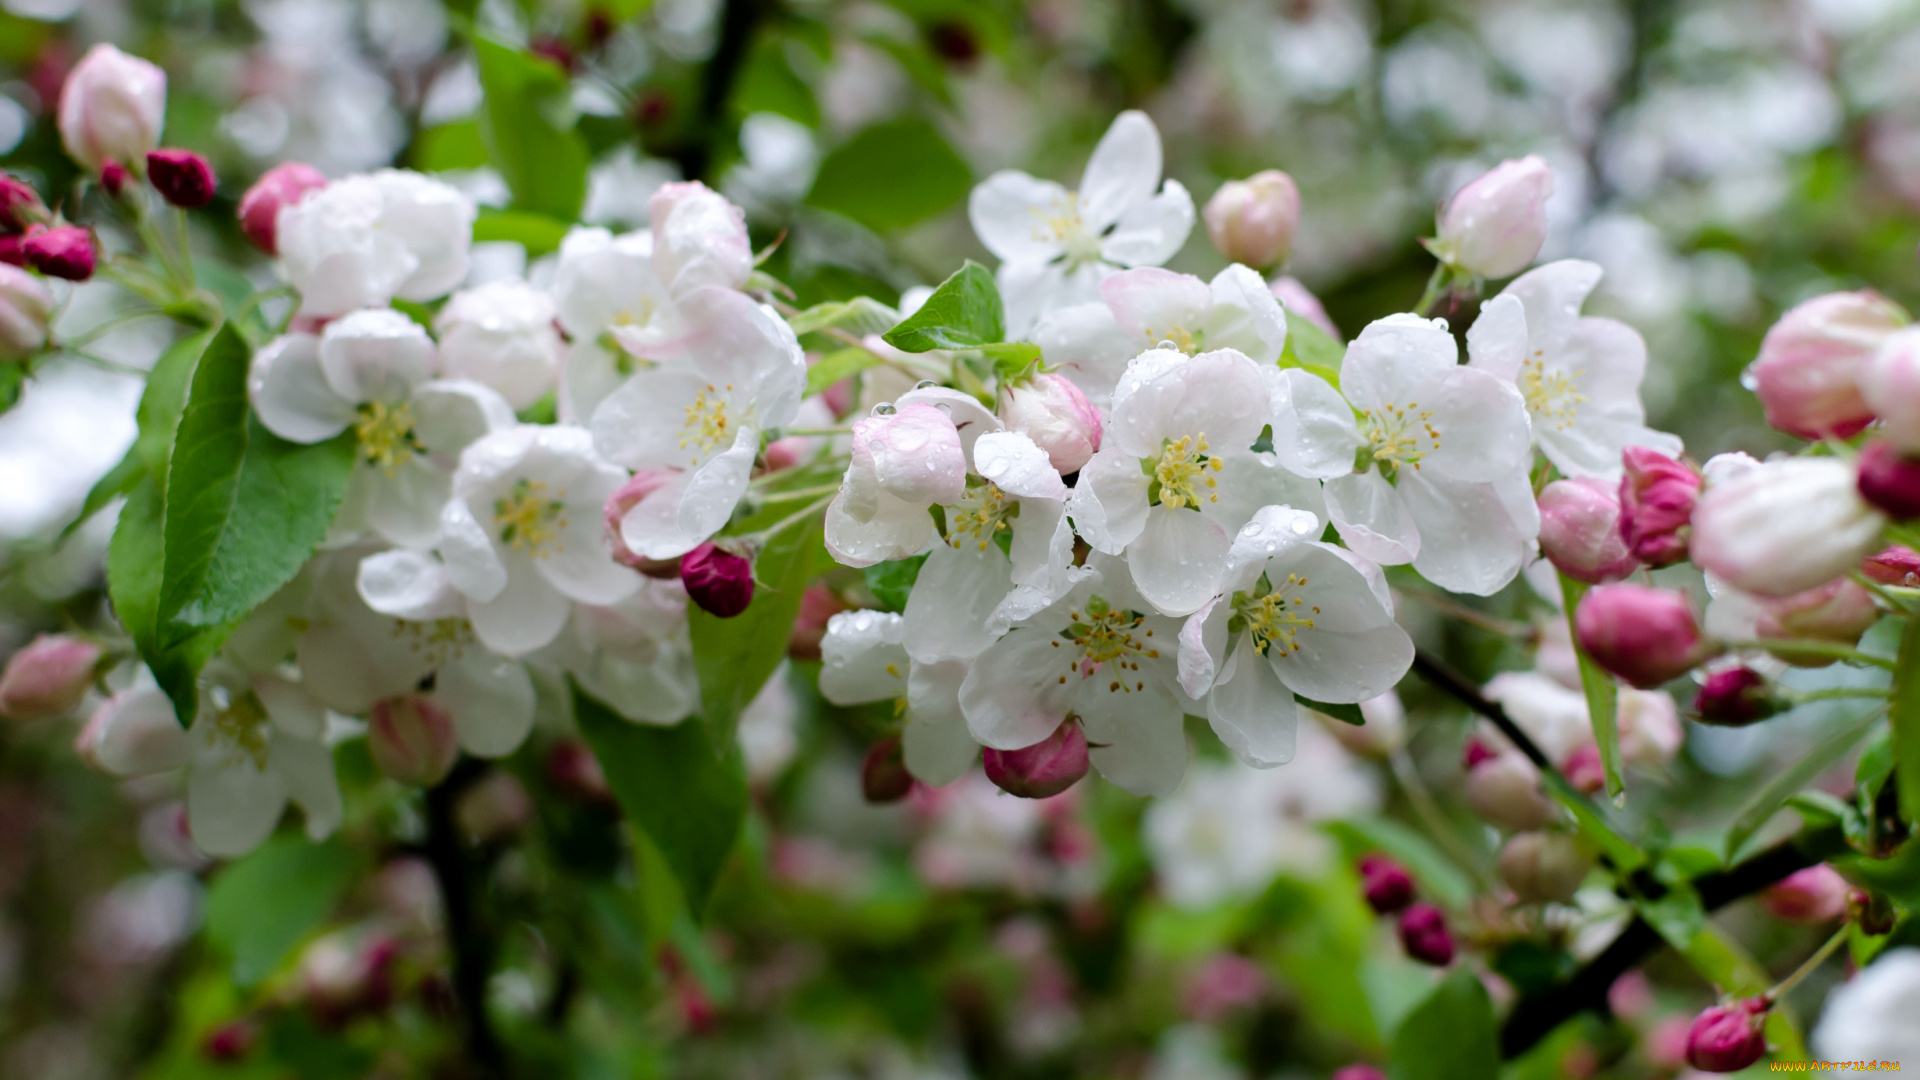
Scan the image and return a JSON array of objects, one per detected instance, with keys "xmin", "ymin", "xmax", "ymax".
[{"xmin": 4, "ymin": 0, "xmax": 1920, "ymax": 1076}]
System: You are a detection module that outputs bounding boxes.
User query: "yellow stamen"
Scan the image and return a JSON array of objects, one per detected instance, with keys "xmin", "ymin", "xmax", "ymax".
[
  {"xmin": 355, "ymin": 399, "xmax": 423, "ymax": 474},
  {"xmin": 494, "ymin": 478, "xmax": 569, "ymax": 555},
  {"xmin": 1154, "ymin": 434, "xmax": 1223, "ymax": 508}
]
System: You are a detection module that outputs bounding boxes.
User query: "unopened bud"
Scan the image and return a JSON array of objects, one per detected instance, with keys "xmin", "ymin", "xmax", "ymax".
[
  {"xmin": 861, "ymin": 735, "xmax": 913, "ymax": 804},
  {"xmin": 454, "ymin": 771, "xmax": 533, "ymax": 842},
  {"xmin": 1463, "ymin": 746, "xmax": 1559, "ymax": 831},
  {"xmin": 1856, "ymin": 440, "xmax": 1920, "ymax": 521},
  {"xmin": 1203, "ymin": 170, "xmax": 1300, "ymax": 270},
  {"xmin": 146, "ymin": 148, "xmax": 216, "ymax": 208},
  {"xmin": 0, "ymin": 173, "xmax": 46, "ymax": 232},
  {"xmin": 1332, "ymin": 1067, "xmax": 1387, "ymax": 1080},
  {"xmin": 237, "ymin": 161, "xmax": 327, "ymax": 255},
  {"xmin": 1357, "ymin": 853, "xmax": 1415, "ymax": 914},
  {"xmin": 1431, "ymin": 155, "xmax": 1553, "ymax": 279},
  {"xmin": 0, "ymin": 264, "xmax": 55, "ymax": 362},
  {"xmin": 0, "ymin": 234, "xmax": 23, "ymax": 267},
  {"xmin": 1761, "ymin": 865, "xmax": 1849, "ymax": 924},
  {"xmin": 1538, "ymin": 477, "xmax": 1640, "ymax": 584},
  {"xmin": 0, "ymin": 634, "xmax": 102, "ymax": 719},
  {"xmin": 1617, "ymin": 447, "xmax": 1701, "ymax": 568},
  {"xmin": 1861, "ymin": 544, "xmax": 1920, "ymax": 586},
  {"xmin": 1575, "ymin": 584, "xmax": 1718, "ymax": 689},
  {"xmin": 1863, "ymin": 325, "xmax": 1920, "ymax": 453},
  {"xmin": 1684, "ymin": 998, "xmax": 1769, "ymax": 1073},
  {"xmin": 545, "ymin": 738, "xmax": 614, "ymax": 806},
  {"xmin": 998, "ymin": 372, "xmax": 1103, "ymax": 474},
  {"xmin": 201, "ymin": 1019, "xmax": 257, "ymax": 1062},
  {"xmin": 1749, "ymin": 290, "xmax": 1905, "ymax": 439},
  {"xmin": 1692, "ymin": 457, "xmax": 1888, "ymax": 598},
  {"xmin": 298, "ymin": 932, "xmax": 400, "ymax": 1027},
  {"xmin": 1693, "ymin": 667, "xmax": 1780, "ymax": 726},
  {"xmin": 982, "ymin": 719, "xmax": 1088, "ymax": 799},
  {"xmin": 1561, "ymin": 743, "xmax": 1605, "ymax": 794},
  {"xmin": 22, "ymin": 224, "xmax": 96, "ymax": 281},
  {"xmin": 1847, "ymin": 888, "xmax": 1896, "ymax": 936},
  {"xmin": 681, "ymin": 542, "xmax": 754, "ymax": 618},
  {"xmin": 100, "ymin": 160, "xmax": 130, "ymax": 198},
  {"xmin": 57, "ymin": 44, "xmax": 167, "ymax": 173},
  {"xmin": 1397, "ymin": 903, "xmax": 1456, "ymax": 966},
  {"xmin": 75, "ymin": 687, "xmax": 191, "ymax": 776},
  {"xmin": 1498, "ymin": 831, "xmax": 1593, "ymax": 903},
  {"xmin": 604, "ymin": 470, "xmax": 685, "ymax": 578},
  {"xmin": 1755, "ymin": 578, "xmax": 1879, "ymax": 660},
  {"xmin": 368, "ymin": 695, "xmax": 458, "ymax": 786}
]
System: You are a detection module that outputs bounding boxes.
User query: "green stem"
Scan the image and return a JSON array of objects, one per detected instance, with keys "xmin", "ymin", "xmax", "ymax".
[
  {"xmin": 59, "ymin": 308, "xmax": 165, "ymax": 349},
  {"xmin": 1787, "ymin": 686, "xmax": 1891, "ymax": 704},
  {"xmin": 170, "ymin": 206, "xmax": 197, "ymax": 289},
  {"xmin": 738, "ymin": 493, "xmax": 833, "ymax": 547},
  {"xmin": 1728, "ymin": 639, "xmax": 1898, "ymax": 671},
  {"xmin": 756, "ymin": 482, "xmax": 840, "ymax": 503},
  {"xmin": 1763, "ymin": 922, "xmax": 1851, "ymax": 1006},
  {"xmin": 1562, "ymin": 574, "xmax": 1625, "ymax": 803},
  {"xmin": 1414, "ymin": 263, "xmax": 1451, "ymax": 318}
]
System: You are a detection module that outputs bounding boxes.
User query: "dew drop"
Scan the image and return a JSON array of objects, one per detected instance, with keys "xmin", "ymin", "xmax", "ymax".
[
  {"xmin": 915, "ymin": 379, "xmax": 938, "ymax": 389},
  {"xmin": 872, "ymin": 402, "xmax": 897, "ymax": 416},
  {"xmin": 1157, "ymin": 339, "xmax": 1178, "ymax": 351}
]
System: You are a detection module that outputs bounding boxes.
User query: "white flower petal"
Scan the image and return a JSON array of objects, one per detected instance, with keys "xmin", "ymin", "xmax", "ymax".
[
  {"xmin": 1499, "ymin": 258, "xmax": 1603, "ymax": 351},
  {"xmin": 590, "ymin": 367, "xmax": 710, "ymax": 470},
  {"xmin": 1400, "ymin": 471, "xmax": 1531, "ymax": 596},
  {"xmin": 903, "ymin": 659, "xmax": 976, "ymax": 786},
  {"xmin": 187, "ymin": 723, "xmax": 287, "ymax": 858},
  {"xmin": 438, "ymin": 497, "xmax": 509, "ymax": 602},
  {"xmin": 439, "ymin": 650, "xmax": 536, "ymax": 757},
  {"xmin": 1207, "ymin": 644, "xmax": 1299, "ymax": 768},
  {"xmin": 1077, "ymin": 676, "xmax": 1187, "ymax": 796},
  {"xmin": 1066, "ymin": 447, "xmax": 1150, "ymax": 555},
  {"xmin": 272, "ymin": 733, "xmax": 344, "ymax": 842},
  {"xmin": 968, "ymin": 171, "xmax": 1073, "ymax": 264},
  {"xmin": 1419, "ymin": 366, "xmax": 1532, "ymax": 483},
  {"xmin": 466, "ymin": 559, "xmax": 572, "ymax": 657},
  {"xmin": 357, "ymin": 548, "xmax": 466, "ymax": 621},
  {"xmin": 1266, "ymin": 368, "xmax": 1363, "ymax": 480},
  {"xmin": 973, "ymin": 430, "xmax": 1068, "ymax": 501},
  {"xmin": 365, "ymin": 457, "xmax": 452, "ymax": 549},
  {"xmin": 958, "ymin": 628, "xmax": 1076, "ymax": 750},
  {"xmin": 318, "ymin": 307, "xmax": 437, "ymax": 404},
  {"xmin": 904, "ymin": 541, "xmax": 1013, "ymax": 663},
  {"xmin": 413, "ymin": 379, "xmax": 517, "ymax": 458},
  {"xmin": 1204, "ymin": 264, "xmax": 1289, "ymax": 365},
  {"xmin": 1079, "ymin": 110, "xmax": 1162, "ymax": 230},
  {"xmin": 1032, "ymin": 302, "xmax": 1138, "ymax": 409},
  {"xmin": 1177, "ymin": 594, "xmax": 1229, "ymax": 699},
  {"xmin": 1325, "ymin": 470, "xmax": 1419, "ymax": 566},
  {"xmin": 249, "ymin": 333, "xmax": 357, "ymax": 444},
  {"xmin": 1100, "ymin": 179, "xmax": 1194, "ymax": 267},
  {"xmin": 823, "ymin": 490, "xmax": 933, "ymax": 568},
  {"xmin": 818, "ymin": 610, "xmax": 910, "ymax": 704},
  {"xmin": 1338, "ymin": 314, "xmax": 1458, "ymax": 414},
  {"xmin": 1465, "ymin": 293, "xmax": 1528, "ymax": 381},
  {"xmin": 1100, "ymin": 267, "xmax": 1211, "ymax": 347},
  {"xmin": 1128, "ymin": 505, "xmax": 1230, "ymax": 617},
  {"xmin": 675, "ymin": 430, "xmax": 758, "ymax": 545}
]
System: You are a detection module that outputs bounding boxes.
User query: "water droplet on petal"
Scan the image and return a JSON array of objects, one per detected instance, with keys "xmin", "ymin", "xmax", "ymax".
[
  {"xmin": 915, "ymin": 379, "xmax": 937, "ymax": 389},
  {"xmin": 1157, "ymin": 340, "xmax": 1178, "ymax": 351},
  {"xmin": 872, "ymin": 402, "xmax": 897, "ymax": 416}
]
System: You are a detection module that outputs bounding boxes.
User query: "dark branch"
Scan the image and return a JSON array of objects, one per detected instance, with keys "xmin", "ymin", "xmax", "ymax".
[
  {"xmin": 424, "ymin": 758, "xmax": 508, "ymax": 1076},
  {"xmin": 1410, "ymin": 649, "xmax": 1559, "ymax": 773}
]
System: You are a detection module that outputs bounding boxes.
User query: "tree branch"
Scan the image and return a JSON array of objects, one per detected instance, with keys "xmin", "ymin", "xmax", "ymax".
[
  {"xmin": 424, "ymin": 758, "xmax": 508, "ymax": 1076},
  {"xmin": 1409, "ymin": 649, "xmax": 1559, "ymax": 774}
]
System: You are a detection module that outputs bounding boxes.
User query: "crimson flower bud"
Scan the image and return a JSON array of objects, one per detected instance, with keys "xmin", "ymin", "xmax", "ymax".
[
  {"xmin": 1463, "ymin": 746, "xmax": 1558, "ymax": 831},
  {"xmin": 236, "ymin": 161, "xmax": 327, "ymax": 255},
  {"xmin": 0, "ymin": 173, "xmax": 46, "ymax": 232},
  {"xmin": 368, "ymin": 695, "xmax": 458, "ymax": 786},
  {"xmin": 860, "ymin": 735, "xmax": 913, "ymax": 804},
  {"xmin": 201, "ymin": 1019, "xmax": 257, "ymax": 1061},
  {"xmin": 545, "ymin": 739, "xmax": 614, "ymax": 806},
  {"xmin": 1203, "ymin": 170, "xmax": 1300, "ymax": 270},
  {"xmin": 681, "ymin": 542, "xmax": 754, "ymax": 618},
  {"xmin": 1498, "ymin": 831, "xmax": 1593, "ymax": 903},
  {"xmin": 1538, "ymin": 477, "xmax": 1639, "ymax": 584},
  {"xmin": 603, "ymin": 470, "xmax": 684, "ymax": 578},
  {"xmin": 1332, "ymin": 1067, "xmax": 1387, "ymax": 1080},
  {"xmin": 1693, "ymin": 667, "xmax": 1779, "ymax": 726},
  {"xmin": 1761, "ymin": 865, "xmax": 1849, "ymax": 924},
  {"xmin": 146, "ymin": 148, "xmax": 216, "ymax": 208},
  {"xmin": 0, "ymin": 633, "xmax": 103, "ymax": 719},
  {"xmin": 1861, "ymin": 544, "xmax": 1920, "ymax": 586},
  {"xmin": 0, "ymin": 234, "xmax": 23, "ymax": 267},
  {"xmin": 1575, "ymin": 584, "xmax": 1718, "ymax": 689},
  {"xmin": 1856, "ymin": 439, "xmax": 1920, "ymax": 521},
  {"xmin": 1397, "ymin": 903, "xmax": 1455, "ymax": 966},
  {"xmin": 1748, "ymin": 290, "xmax": 1905, "ymax": 440},
  {"xmin": 1617, "ymin": 447, "xmax": 1701, "ymax": 568},
  {"xmin": 22, "ymin": 224, "xmax": 96, "ymax": 281},
  {"xmin": 1357, "ymin": 854, "xmax": 1415, "ymax": 914},
  {"xmin": 982, "ymin": 719, "xmax": 1088, "ymax": 799},
  {"xmin": 1561, "ymin": 743, "xmax": 1605, "ymax": 795},
  {"xmin": 1684, "ymin": 998, "xmax": 1769, "ymax": 1072},
  {"xmin": 100, "ymin": 160, "xmax": 130, "ymax": 198},
  {"xmin": 1431, "ymin": 155, "xmax": 1553, "ymax": 279}
]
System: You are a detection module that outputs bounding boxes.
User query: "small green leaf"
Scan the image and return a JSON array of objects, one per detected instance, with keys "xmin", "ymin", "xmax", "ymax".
[
  {"xmin": 882, "ymin": 262, "xmax": 1003, "ymax": 353},
  {"xmin": 472, "ymin": 208, "xmax": 573, "ymax": 256},
  {"xmin": 805, "ymin": 347, "xmax": 881, "ymax": 397},
  {"xmin": 203, "ymin": 834, "xmax": 359, "ymax": 986},
  {"xmin": 730, "ymin": 32, "xmax": 820, "ymax": 128},
  {"xmin": 1279, "ymin": 315, "xmax": 1344, "ymax": 389},
  {"xmin": 0, "ymin": 363, "xmax": 22, "ymax": 415},
  {"xmin": 1560, "ymin": 575, "xmax": 1624, "ymax": 801},
  {"xmin": 1725, "ymin": 705, "xmax": 1883, "ymax": 860},
  {"xmin": 412, "ymin": 118, "xmax": 490, "ymax": 172},
  {"xmin": 1298, "ymin": 696, "xmax": 1366, "ymax": 727},
  {"xmin": 863, "ymin": 553, "xmax": 927, "ymax": 613},
  {"xmin": 788, "ymin": 296, "xmax": 899, "ymax": 337},
  {"xmin": 980, "ymin": 340, "xmax": 1042, "ymax": 380},
  {"xmin": 474, "ymin": 37, "xmax": 590, "ymax": 220},
  {"xmin": 809, "ymin": 120, "xmax": 972, "ymax": 233},
  {"xmin": 689, "ymin": 511, "xmax": 824, "ymax": 750},
  {"xmin": 1388, "ymin": 970, "xmax": 1499, "ymax": 1080},
  {"xmin": 1891, "ymin": 615, "xmax": 1920, "ymax": 824},
  {"xmin": 573, "ymin": 681, "xmax": 748, "ymax": 918}
]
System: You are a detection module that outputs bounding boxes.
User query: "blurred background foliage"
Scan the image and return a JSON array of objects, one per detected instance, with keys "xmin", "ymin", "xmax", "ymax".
[{"xmin": 5, "ymin": 0, "xmax": 1920, "ymax": 1077}]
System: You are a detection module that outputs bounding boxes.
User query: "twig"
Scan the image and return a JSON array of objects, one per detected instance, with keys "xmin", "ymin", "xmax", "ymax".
[
  {"xmin": 1409, "ymin": 650, "xmax": 1557, "ymax": 774},
  {"xmin": 423, "ymin": 759, "xmax": 508, "ymax": 1077}
]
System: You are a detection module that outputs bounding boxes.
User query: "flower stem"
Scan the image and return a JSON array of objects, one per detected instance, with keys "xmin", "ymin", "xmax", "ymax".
[
  {"xmin": 1415, "ymin": 264, "xmax": 1451, "ymax": 318},
  {"xmin": 1727, "ymin": 639, "xmax": 1897, "ymax": 671},
  {"xmin": 1787, "ymin": 686, "xmax": 1891, "ymax": 704},
  {"xmin": 1762, "ymin": 922, "xmax": 1851, "ymax": 1006},
  {"xmin": 738, "ymin": 492, "xmax": 833, "ymax": 546}
]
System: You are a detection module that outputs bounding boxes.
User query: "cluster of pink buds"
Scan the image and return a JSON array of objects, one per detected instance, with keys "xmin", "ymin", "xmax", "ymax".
[{"xmin": 1355, "ymin": 853, "xmax": 1455, "ymax": 966}]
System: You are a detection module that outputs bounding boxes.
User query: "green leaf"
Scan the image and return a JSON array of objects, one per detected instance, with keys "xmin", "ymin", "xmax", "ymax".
[
  {"xmin": 863, "ymin": 553, "xmax": 927, "ymax": 612},
  {"xmin": 1559, "ymin": 575, "xmax": 1624, "ymax": 801},
  {"xmin": 1892, "ymin": 615, "xmax": 1920, "ymax": 824},
  {"xmin": 788, "ymin": 296, "xmax": 899, "ymax": 337},
  {"xmin": 1325, "ymin": 817, "xmax": 1474, "ymax": 910},
  {"xmin": 1725, "ymin": 705, "xmax": 1884, "ymax": 860},
  {"xmin": 0, "ymin": 362, "xmax": 23, "ymax": 415},
  {"xmin": 157, "ymin": 324, "xmax": 355, "ymax": 647},
  {"xmin": 573, "ymin": 681, "xmax": 748, "ymax": 917},
  {"xmin": 980, "ymin": 340, "xmax": 1042, "ymax": 379},
  {"xmin": 882, "ymin": 262, "xmax": 1003, "ymax": 353},
  {"xmin": 203, "ymin": 834, "xmax": 359, "ymax": 986},
  {"xmin": 689, "ymin": 512, "xmax": 824, "ymax": 750},
  {"xmin": 109, "ymin": 478, "xmax": 228, "ymax": 719},
  {"xmin": 805, "ymin": 346, "xmax": 881, "ymax": 397},
  {"xmin": 1634, "ymin": 876, "xmax": 1706, "ymax": 953},
  {"xmin": 472, "ymin": 208, "xmax": 573, "ymax": 256},
  {"xmin": 60, "ymin": 448, "xmax": 142, "ymax": 541},
  {"xmin": 1298, "ymin": 696, "xmax": 1365, "ymax": 727},
  {"xmin": 809, "ymin": 120, "xmax": 972, "ymax": 233},
  {"xmin": 135, "ymin": 327, "xmax": 221, "ymax": 481},
  {"xmin": 412, "ymin": 118, "xmax": 490, "ymax": 172},
  {"xmin": 730, "ymin": 32, "xmax": 819, "ymax": 127},
  {"xmin": 473, "ymin": 36, "xmax": 590, "ymax": 220},
  {"xmin": 1279, "ymin": 315, "xmax": 1344, "ymax": 389},
  {"xmin": 1388, "ymin": 970, "xmax": 1498, "ymax": 1080}
]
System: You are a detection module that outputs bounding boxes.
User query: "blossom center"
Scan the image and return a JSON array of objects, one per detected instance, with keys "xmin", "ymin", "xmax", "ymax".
[
  {"xmin": 1143, "ymin": 325, "xmax": 1200, "ymax": 354},
  {"xmin": 1520, "ymin": 354, "xmax": 1585, "ymax": 432},
  {"xmin": 945, "ymin": 481, "xmax": 1015, "ymax": 550},
  {"xmin": 681, "ymin": 383, "xmax": 735, "ymax": 463},
  {"xmin": 1050, "ymin": 595, "xmax": 1161, "ymax": 694},
  {"xmin": 355, "ymin": 400, "xmax": 423, "ymax": 474},
  {"xmin": 1151, "ymin": 435, "xmax": 1222, "ymax": 508},
  {"xmin": 391, "ymin": 616, "xmax": 475, "ymax": 666},
  {"xmin": 1231, "ymin": 572, "xmax": 1320, "ymax": 658},
  {"xmin": 494, "ymin": 478, "xmax": 568, "ymax": 555},
  {"xmin": 208, "ymin": 687, "xmax": 271, "ymax": 770},
  {"xmin": 1359, "ymin": 401, "xmax": 1439, "ymax": 479},
  {"xmin": 1032, "ymin": 192, "xmax": 1104, "ymax": 265}
]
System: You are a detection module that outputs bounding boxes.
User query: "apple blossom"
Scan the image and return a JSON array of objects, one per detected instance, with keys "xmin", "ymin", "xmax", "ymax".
[
  {"xmin": 1691, "ymin": 457, "xmax": 1886, "ymax": 598},
  {"xmin": 1203, "ymin": 170, "xmax": 1299, "ymax": 270},
  {"xmin": 817, "ymin": 609, "xmax": 977, "ymax": 786},
  {"xmin": 146, "ymin": 148, "xmax": 216, "ymax": 208},
  {"xmin": 544, "ymin": 585, "xmax": 700, "ymax": 727},
  {"xmin": 1537, "ymin": 477, "xmax": 1640, "ymax": 583},
  {"xmin": 76, "ymin": 686, "xmax": 191, "ymax": 776},
  {"xmin": 824, "ymin": 401, "xmax": 969, "ymax": 566},
  {"xmin": 435, "ymin": 280, "xmax": 564, "ymax": 410},
  {"xmin": 277, "ymin": 170, "xmax": 476, "ymax": 317},
  {"xmin": 1748, "ymin": 290, "xmax": 1905, "ymax": 439},
  {"xmin": 1861, "ymin": 326, "xmax": 1920, "ymax": 452},
  {"xmin": 1617, "ymin": 447, "xmax": 1701, "ymax": 567},
  {"xmin": 1812, "ymin": 949, "xmax": 1920, "ymax": 1063},
  {"xmin": 1269, "ymin": 313, "xmax": 1536, "ymax": 594},
  {"xmin": 969, "ymin": 110, "xmax": 1195, "ymax": 335},
  {"xmin": 0, "ymin": 264, "xmax": 53, "ymax": 362},
  {"xmin": 1856, "ymin": 439, "xmax": 1920, "ymax": 520},
  {"xmin": 998, "ymin": 372, "xmax": 1103, "ymax": 474},
  {"xmin": 237, "ymin": 162, "xmax": 328, "ymax": 255},
  {"xmin": 1177, "ymin": 506, "xmax": 1414, "ymax": 769},
  {"xmin": 58, "ymin": 44, "xmax": 167, "ymax": 172},
  {"xmin": 1430, "ymin": 155, "xmax": 1552, "ymax": 280}
]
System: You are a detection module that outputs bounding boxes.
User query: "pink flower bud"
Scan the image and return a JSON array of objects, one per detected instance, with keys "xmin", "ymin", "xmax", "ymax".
[
  {"xmin": 201, "ymin": 1020, "xmax": 257, "ymax": 1062},
  {"xmin": 0, "ymin": 634, "xmax": 102, "ymax": 719},
  {"xmin": 1684, "ymin": 998, "xmax": 1769, "ymax": 1073},
  {"xmin": 0, "ymin": 264, "xmax": 55, "ymax": 362},
  {"xmin": 1856, "ymin": 440, "xmax": 1920, "ymax": 521},
  {"xmin": 368, "ymin": 695, "xmax": 458, "ymax": 786},
  {"xmin": 546, "ymin": 739, "xmax": 614, "ymax": 806},
  {"xmin": 1432, "ymin": 155, "xmax": 1554, "ymax": 279},
  {"xmin": 0, "ymin": 173, "xmax": 46, "ymax": 233},
  {"xmin": 681, "ymin": 542, "xmax": 754, "ymax": 618},
  {"xmin": 849, "ymin": 402, "xmax": 967, "ymax": 509},
  {"xmin": 1498, "ymin": 831, "xmax": 1593, "ymax": 903},
  {"xmin": 1561, "ymin": 743, "xmax": 1605, "ymax": 794},
  {"xmin": 1183, "ymin": 953, "xmax": 1267, "ymax": 1021},
  {"xmin": 1539, "ymin": 477, "xmax": 1640, "ymax": 584},
  {"xmin": 455, "ymin": 771, "xmax": 533, "ymax": 841},
  {"xmin": 1357, "ymin": 853, "xmax": 1416, "ymax": 914},
  {"xmin": 1761, "ymin": 865, "xmax": 1850, "ymax": 924},
  {"xmin": 1575, "ymin": 585, "xmax": 1718, "ymax": 689},
  {"xmin": 998, "ymin": 373, "xmax": 1102, "ymax": 474},
  {"xmin": 22, "ymin": 224, "xmax": 96, "ymax": 281},
  {"xmin": 0, "ymin": 234, "xmax": 23, "ymax": 267},
  {"xmin": 1692, "ymin": 458, "xmax": 1887, "ymax": 598},
  {"xmin": 983, "ymin": 719, "xmax": 1089, "ymax": 799},
  {"xmin": 1397, "ymin": 903, "xmax": 1455, "ymax": 966},
  {"xmin": 1862, "ymin": 325, "xmax": 1920, "ymax": 452},
  {"xmin": 1332, "ymin": 1067, "xmax": 1387, "ymax": 1080},
  {"xmin": 1609, "ymin": 971, "xmax": 1655, "ymax": 1020},
  {"xmin": 1693, "ymin": 667, "xmax": 1779, "ymax": 726},
  {"xmin": 1618, "ymin": 688, "xmax": 1683, "ymax": 767},
  {"xmin": 1203, "ymin": 170, "xmax": 1300, "ymax": 270},
  {"xmin": 100, "ymin": 160, "xmax": 130, "ymax": 198},
  {"xmin": 1617, "ymin": 447, "xmax": 1701, "ymax": 568},
  {"xmin": 237, "ymin": 161, "xmax": 327, "ymax": 255},
  {"xmin": 603, "ymin": 470, "xmax": 684, "ymax": 578},
  {"xmin": 1464, "ymin": 746, "xmax": 1559, "ymax": 831},
  {"xmin": 861, "ymin": 735, "xmax": 913, "ymax": 804},
  {"xmin": 1861, "ymin": 544, "xmax": 1920, "ymax": 586},
  {"xmin": 57, "ymin": 44, "xmax": 167, "ymax": 173},
  {"xmin": 1749, "ymin": 291, "xmax": 1906, "ymax": 439},
  {"xmin": 146, "ymin": 148, "xmax": 216, "ymax": 208},
  {"xmin": 1754, "ymin": 577, "xmax": 1879, "ymax": 655}
]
